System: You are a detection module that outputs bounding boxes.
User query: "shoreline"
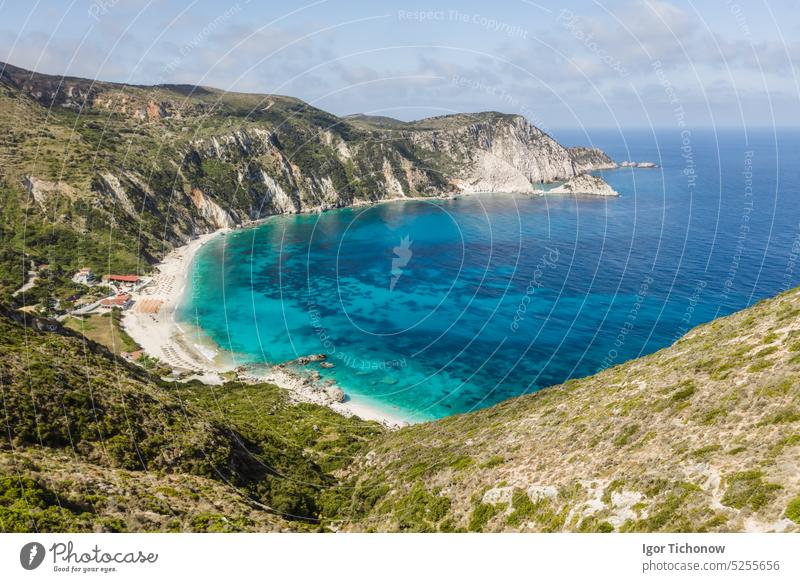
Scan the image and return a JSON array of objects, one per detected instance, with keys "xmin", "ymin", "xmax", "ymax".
[{"xmin": 121, "ymin": 220, "xmax": 412, "ymax": 429}]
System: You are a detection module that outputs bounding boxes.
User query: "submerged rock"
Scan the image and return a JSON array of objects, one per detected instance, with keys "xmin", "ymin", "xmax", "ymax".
[{"xmin": 620, "ymin": 160, "xmax": 658, "ymax": 168}]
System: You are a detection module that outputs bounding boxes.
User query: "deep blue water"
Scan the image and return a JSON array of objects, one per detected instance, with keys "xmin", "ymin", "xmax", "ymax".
[{"xmin": 180, "ymin": 128, "xmax": 800, "ymax": 421}]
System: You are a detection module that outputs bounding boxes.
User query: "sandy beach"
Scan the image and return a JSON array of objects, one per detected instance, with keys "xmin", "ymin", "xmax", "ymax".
[{"xmin": 122, "ymin": 226, "xmax": 411, "ymax": 429}]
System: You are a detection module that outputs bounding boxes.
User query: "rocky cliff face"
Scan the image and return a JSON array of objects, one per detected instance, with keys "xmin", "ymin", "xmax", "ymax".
[
  {"xmin": 173, "ymin": 113, "xmax": 618, "ymax": 222},
  {"xmin": 0, "ymin": 62, "xmax": 618, "ymax": 268},
  {"xmin": 397, "ymin": 114, "xmax": 582, "ymax": 193},
  {"xmin": 568, "ymin": 146, "xmax": 618, "ymax": 172}
]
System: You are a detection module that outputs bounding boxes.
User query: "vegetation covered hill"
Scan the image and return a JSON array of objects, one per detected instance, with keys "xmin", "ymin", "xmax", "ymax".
[
  {"xmin": 344, "ymin": 111, "xmax": 519, "ymax": 131},
  {"xmin": 0, "ymin": 305, "xmax": 381, "ymax": 532}
]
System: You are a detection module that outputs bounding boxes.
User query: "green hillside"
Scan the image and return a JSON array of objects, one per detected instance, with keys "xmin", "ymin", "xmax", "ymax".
[
  {"xmin": 0, "ymin": 61, "xmax": 439, "ymax": 304},
  {"xmin": 0, "ymin": 62, "xmax": 599, "ymax": 309},
  {"xmin": 0, "ymin": 306, "xmax": 381, "ymax": 532}
]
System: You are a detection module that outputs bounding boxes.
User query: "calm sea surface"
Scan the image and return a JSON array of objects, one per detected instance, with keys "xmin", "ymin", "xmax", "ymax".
[{"xmin": 180, "ymin": 128, "xmax": 800, "ymax": 420}]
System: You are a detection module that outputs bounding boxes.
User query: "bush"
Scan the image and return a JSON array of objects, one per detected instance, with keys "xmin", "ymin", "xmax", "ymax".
[
  {"xmin": 0, "ymin": 476, "xmax": 91, "ymax": 532},
  {"xmin": 468, "ymin": 502, "xmax": 499, "ymax": 532},
  {"xmin": 393, "ymin": 484, "xmax": 451, "ymax": 532},
  {"xmin": 786, "ymin": 496, "xmax": 800, "ymax": 524},
  {"xmin": 721, "ymin": 471, "xmax": 782, "ymax": 511}
]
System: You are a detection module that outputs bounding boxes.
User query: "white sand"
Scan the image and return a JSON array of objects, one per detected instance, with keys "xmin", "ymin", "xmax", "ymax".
[
  {"xmin": 122, "ymin": 228, "xmax": 411, "ymax": 429},
  {"xmin": 123, "ymin": 230, "xmax": 222, "ymax": 375}
]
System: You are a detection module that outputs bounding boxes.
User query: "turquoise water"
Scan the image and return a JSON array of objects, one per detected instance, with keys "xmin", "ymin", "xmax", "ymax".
[{"xmin": 180, "ymin": 128, "xmax": 800, "ymax": 421}]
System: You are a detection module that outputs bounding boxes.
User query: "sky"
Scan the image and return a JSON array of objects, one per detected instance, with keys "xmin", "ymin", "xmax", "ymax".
[{"xmin": 1, "ymin": 0, "xmax": 798, "ymax": 128}]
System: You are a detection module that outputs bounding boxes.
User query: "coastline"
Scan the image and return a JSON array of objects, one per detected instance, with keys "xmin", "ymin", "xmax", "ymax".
[
  {"xmin": 120, "ymin": 186, "xmax": 614, "ymax": 429},
  {"xmin": 121, "ymin": 222, "xmax": 411, "ymax": 429}
]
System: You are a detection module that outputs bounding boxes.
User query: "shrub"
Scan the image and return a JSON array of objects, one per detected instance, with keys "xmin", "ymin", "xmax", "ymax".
[
  {"xmin": 721, "ymin": 471, "xmax": 782, "ymax": 511},
  {"xmin": 614, "ymin": 424, "xmax": 639, "ymax": 447},
  {"xmin": 759, "ymin": 407, "xmax": 800, "ymax": 426},
  {"xmin": 468, "ymin": 502, "xmax": 499, "ymax": 532},
  {"xmin": 785, "ymin": 496, "xmax": 800, "ymax": 524},
  {"xmin": 479, "ymin": 456, "xmax": 505, "ymax": 469},
  {"xmin": 578, "ymin": 516, "xmax": 614, "ymax": 532},
  {"xmin": 506, "ymin": 488, "xmax": 566, "ymax": 531},
  {"xmin": 393, "ymin": 484, "xmax": 451, "ymax": 532},
  {"xmin": 449, "ymin": 455, "xmax": 475, "ymax": 471},
  {"xmin": 671, "ymin": 382, "xmax": 696, "ymax": 402},
  {"xmin": 748, "ymin": 360, "xmax": 773, "ymax": 373}
]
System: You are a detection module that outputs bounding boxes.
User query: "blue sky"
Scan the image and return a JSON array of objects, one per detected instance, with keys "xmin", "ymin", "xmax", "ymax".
[{"xmin": 1, "ymin": 0, "xmax": 798, "ymax": 127}]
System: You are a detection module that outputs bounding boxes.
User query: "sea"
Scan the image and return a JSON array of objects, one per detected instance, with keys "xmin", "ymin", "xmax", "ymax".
[{"xmin": 178, "ymin": 127, "xmax": 800, "ymax": 421}]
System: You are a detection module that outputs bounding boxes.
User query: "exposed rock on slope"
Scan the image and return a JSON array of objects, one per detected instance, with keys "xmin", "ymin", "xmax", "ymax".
[
  {"xmin": 96, "ymin": 172, "xmax": 138, "ymax": 217},
  {"xmin": 189, "ymin": 187, "xmax": 236, "ymax": 229},
  {"xmin": 23, "ymin": 176, "xmax": 76, "ymax": 210},
  {"xmin": 548, "ymin": 174, "xmax": 620, "ymax": 196}
]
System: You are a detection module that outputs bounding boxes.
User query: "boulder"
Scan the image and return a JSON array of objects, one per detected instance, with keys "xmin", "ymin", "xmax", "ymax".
[{"xmin": 325, "ymin": 385, "xmax": 346, "ymax": 402}]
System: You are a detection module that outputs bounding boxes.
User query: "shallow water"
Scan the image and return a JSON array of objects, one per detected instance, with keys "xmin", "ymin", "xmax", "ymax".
[{"xmin": 180, "ymin": 128, "xmax": 800, "ymax": 420}]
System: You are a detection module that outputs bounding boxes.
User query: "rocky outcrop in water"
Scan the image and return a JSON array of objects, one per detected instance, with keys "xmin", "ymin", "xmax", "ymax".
[
  {"xmin": 568, "ymin": 146, "xmax": 618, "ymax": 172},
  {"xmin": 620, "ymin": 161, "xmax": 658, "ymax": 168},
  {"xmin": 548, "ymin": 174, "xmax": 620, "ymax": 197}
]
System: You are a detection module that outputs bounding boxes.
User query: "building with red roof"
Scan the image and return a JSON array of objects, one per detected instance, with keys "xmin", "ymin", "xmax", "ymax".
[
  {"xmin": 103, "ymin": 274, "xmax": 140, "ymax": 283},
  {"xmin": 100, "ymin": 293, "xmax": 133, "ymax": 309}
]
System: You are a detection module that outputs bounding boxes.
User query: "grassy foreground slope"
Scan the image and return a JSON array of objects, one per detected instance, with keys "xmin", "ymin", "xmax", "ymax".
[
  {"xmin": 1, "ymin": 289, "xmax": 799, "ymax": 532},
  {"xmin": 0, "ymin": 306, "xmax": 381, "ymax": 532},
  {"xmin": 337, "ymin": 288, "xmax": 800, "ymax": 532}
]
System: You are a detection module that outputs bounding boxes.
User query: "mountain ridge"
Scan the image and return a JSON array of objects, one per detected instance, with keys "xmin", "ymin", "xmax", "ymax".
[{"xmin": 0, "ymin": 60, "xmax": 615, "ymax": 305}]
